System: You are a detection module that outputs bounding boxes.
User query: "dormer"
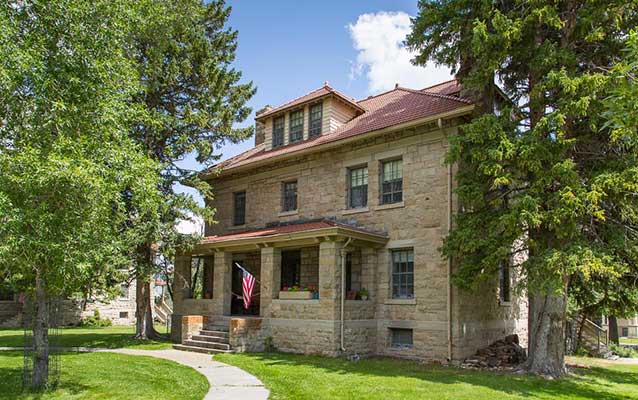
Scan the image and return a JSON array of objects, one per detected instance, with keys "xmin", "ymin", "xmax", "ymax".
[{"xmin": 255, "ymin": 82, "xmax": 365, "ymax": 151}]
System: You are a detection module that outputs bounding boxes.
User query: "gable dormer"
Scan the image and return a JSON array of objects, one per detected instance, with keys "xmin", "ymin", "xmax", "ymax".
[{"xmin": 256, "ymin": 82, "xmax": 365, "ymax": 151}]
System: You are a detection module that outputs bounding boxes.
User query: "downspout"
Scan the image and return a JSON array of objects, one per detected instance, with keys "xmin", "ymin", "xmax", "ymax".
[
  {"xmin": 340, "ymin": 237, "xmax": 353, "ymax": 353},
  {"xmin": 446, "ymin": 143, "xmax": 454, "ymax": 362}
]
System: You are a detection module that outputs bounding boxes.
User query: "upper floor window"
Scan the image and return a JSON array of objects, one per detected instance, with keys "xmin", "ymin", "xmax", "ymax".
[
  {"xmin": 499, "ymin": 261, "xmax": 510, "ymax": 303},
  {"xmin": 381, "ymin": 159, "xmax": 403, "ymax": 204},
  {"xmin": 391, "ymin": 249, "xmax": 413, "ymax": 299},
  {"xmin": 348, "ymin": 166, "xmax": 368, "ymax": 209},
  {"xmin": 273, "ymin": 116, "xmax": 285, "ymax": 148},
  {"xmin": 233, "ymin": 191, "xmax": 246, "ymax": 226},
  {"xmin": 282, "ymin": 180, "xmax": 298, "ymax": 212},
  {"xmin": 309, "ymin": 102, "xmax": 323, "ymax": 137},
  {"xmin": 289, "ymin": 110, "xmax": 304, "ymax": 143}
]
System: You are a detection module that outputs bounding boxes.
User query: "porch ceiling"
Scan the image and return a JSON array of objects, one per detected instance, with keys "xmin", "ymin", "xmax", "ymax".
[{"xmin": 191, "ymin": 219, "xmax": 388, "ymax": 254}]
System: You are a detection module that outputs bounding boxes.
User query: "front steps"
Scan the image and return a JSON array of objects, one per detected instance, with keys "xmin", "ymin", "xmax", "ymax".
[{"xmin": 173, "ymin": 322, "xmax": 234, "ymax": 354}]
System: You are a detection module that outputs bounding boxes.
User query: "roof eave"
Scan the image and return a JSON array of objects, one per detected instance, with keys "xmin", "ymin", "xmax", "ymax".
[
  {"xmin": 204, "ymin": 104, "xmax": 474, "ymax": 180},
  {"xmin": 255, "ymin": 92, "xmax": 364, "ymax": 121}
]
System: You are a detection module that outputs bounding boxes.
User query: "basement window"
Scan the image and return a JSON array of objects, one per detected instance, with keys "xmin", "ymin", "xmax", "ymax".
[
  {"xmin": 390, "ymin": 328, "xmax": 413, "ymax": 349},
  {"xmin": 119, "ymin": 312, "xmax": 129, "ymax": 319}
]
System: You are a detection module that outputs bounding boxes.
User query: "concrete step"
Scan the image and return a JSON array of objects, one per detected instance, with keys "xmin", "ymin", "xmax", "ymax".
[
  {"xmin": 173, "ymin": 344, "xmax": 234, "ymax": 354},
  {"xmin": 183, "ymin": 339, "xmax": 231, "ymax": 350},
  {"xmin": 192, "ymin": 334, "xmax": 229, "ymax": 344},
  {"xmin": 200, "ymin": 329, "xmax": 229, "ymax": 338}
]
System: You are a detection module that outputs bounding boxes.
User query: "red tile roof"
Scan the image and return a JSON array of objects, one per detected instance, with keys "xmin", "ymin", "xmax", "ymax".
[
  {"xmin": 421, "ymin": 79, "xmax": 463, "ymax": 96},
  {"xmin": 256, "ymin": 83, "xmax": 364, "ymax": 120},
  {"xmin": 208, "ymin": 79, "xmax": 472, "ymax": 175},
  {"xmin": 201, "ymin": 219, "xmax": 386, "ymax": 244}
]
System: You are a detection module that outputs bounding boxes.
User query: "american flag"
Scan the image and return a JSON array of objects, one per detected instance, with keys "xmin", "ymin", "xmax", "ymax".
[{"xmin": 236, "ymin": 263, "xmax": 256, "ymax": 310}]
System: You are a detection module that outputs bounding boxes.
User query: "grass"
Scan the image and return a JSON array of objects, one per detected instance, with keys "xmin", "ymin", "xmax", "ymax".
[
  {"xmin": 621, "ymin": 337, "xmax": 638, "ymax": 345},
  {"xmin": 0, "ymin": 350, "xmax": 208, "ymax": 399},
  {"xmin": 0, "ymin": 325, "xmax": 172, "ymax": 350},
  {"xmin": 215, "ymin": 352, "xmax": 638, "ymax": 400}
]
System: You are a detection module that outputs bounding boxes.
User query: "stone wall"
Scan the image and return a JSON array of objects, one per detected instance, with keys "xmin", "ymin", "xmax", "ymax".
[{"xmin": 182, "ymin": 120, "xmax": 529, "ymax": 361}]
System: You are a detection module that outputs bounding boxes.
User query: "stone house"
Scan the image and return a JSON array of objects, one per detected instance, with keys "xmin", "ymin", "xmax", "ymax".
[
  {"xmin": 603, "ymin": 315, "xmax": 638, "ymax": 339},
  {"xmin": 172, "ymin": 79, "xmax": 528, "ymax": 361},
  {"xmin": 0, "ymin": 280, "xmax": 137, "ymax": 327}
]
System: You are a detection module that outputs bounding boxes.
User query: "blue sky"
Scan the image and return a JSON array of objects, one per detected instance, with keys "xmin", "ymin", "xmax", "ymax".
[{"xmin": 176, "ymin": 1, "xmax": 452, "ymax": 232}]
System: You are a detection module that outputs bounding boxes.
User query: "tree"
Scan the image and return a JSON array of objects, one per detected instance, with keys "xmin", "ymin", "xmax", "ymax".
[
  {"xmin": 408, "ymin": 1, "xmax": 638, "ymax": 377},
  {"xmin": 0, "ymin": 0, "xmax": 161, "ymax": 388},
  {"xmin": 125, "ymin": 0, "xmax": 255, "ymax": 339}
]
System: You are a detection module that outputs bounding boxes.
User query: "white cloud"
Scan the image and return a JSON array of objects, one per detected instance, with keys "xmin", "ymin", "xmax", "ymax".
[
  {"xmin": 347, "ymin": 11, "xmax": 452, "ymax": 94},
  {"xmin": 176, "ymin": 215, "xmax": 204, "ymax": 235}
]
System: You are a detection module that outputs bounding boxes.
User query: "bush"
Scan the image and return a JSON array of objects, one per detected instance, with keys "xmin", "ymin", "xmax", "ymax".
[
  {"xmin": 80, "ymin": 309, "xmax": 113, "ymax": 327},
  {"xmin": 609, "ymin": 342, "xmax": 638, "ymax": 358}
]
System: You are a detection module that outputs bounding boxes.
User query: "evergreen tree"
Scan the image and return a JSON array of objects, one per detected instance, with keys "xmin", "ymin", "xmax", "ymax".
[
  {"xmin": 126, "ymin": 0, "xmax": 255, "ymax": 339},
  {"xmin": 408, "ymin": 1, "xmax": 638, "ymax": 377}
]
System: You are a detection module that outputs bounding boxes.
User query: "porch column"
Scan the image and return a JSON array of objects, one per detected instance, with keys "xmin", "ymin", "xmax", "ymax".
[
  {"xmin": 260, "ymin": 246, "xmax": 281, "ymax": 318},
  {"xmin": 318, "ymin": 240, "xmax": 344, "ymax": 320},
  {"xmin": 213, "ymin": 251, "xmax": 232, "ymax": 316},
  {"xmin": 173, "ymin": 255, "xmax": 191, "ymax": 304},
  {"xmin": 171, "ymin": 254, "xmax": 191, "ymax": 342}
]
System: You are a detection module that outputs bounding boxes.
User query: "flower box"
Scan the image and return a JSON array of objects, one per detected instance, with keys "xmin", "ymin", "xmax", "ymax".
[{"xmin": 279, "ymin": 290, "xmax": 315, "ymax": 300}]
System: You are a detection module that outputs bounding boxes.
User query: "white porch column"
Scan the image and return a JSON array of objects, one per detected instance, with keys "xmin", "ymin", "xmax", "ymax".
[
  {"xmin": 260, "ymin": 246, "xmax": 281, "ymax": 318},
  {"xmin": 213, "ymin": 251, "xmax": 232, "ymax": 316}
]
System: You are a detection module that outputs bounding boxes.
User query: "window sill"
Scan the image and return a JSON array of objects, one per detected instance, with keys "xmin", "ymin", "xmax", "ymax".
[
  {"xmin": 278, "ymin": 210, "xmax": 298, "ymax": 217},
  {"xmin": 342, "ymin": 207, "xmax": 369, "ymax": 215},
  {"xmin": 375, "ymin": 201, "xmax": 405, "ymax": 211},
  {"xmin": 272, "ymin": 299, "xmax": 319, "ymax": 305},
  {"xmin": 229, "ymin": 224, "xmax": 246, "ymax": 230},
  {"xmin": 384, "ymin": 298, "xmax": 416, "ymax": 305}
]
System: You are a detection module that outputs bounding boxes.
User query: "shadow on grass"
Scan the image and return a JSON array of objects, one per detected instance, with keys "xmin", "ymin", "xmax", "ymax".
[
  {"xmin": 0, "ymin": 351, "xmax": 89, "ymax": 400},
  {"xmin": 229, "ymin": 352, "xmax": 637, "ymax": 400},
  {"xmin": 0, "ymin": 330, "xmax": 170, "ymax": 349}
]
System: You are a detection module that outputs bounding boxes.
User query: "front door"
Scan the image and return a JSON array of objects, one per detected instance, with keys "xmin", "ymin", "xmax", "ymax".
[{"xmin": 231, "ymin": 260, "xmax": 260, "ymax": 316}]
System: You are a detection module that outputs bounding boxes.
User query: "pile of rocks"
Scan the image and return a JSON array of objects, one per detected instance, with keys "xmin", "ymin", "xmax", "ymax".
[{"xmin": 462, "ymin": 334, "xmax": 527, "ymax": 369}]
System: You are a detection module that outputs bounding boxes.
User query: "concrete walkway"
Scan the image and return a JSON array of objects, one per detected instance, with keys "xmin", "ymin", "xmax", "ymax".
[
  {"xmin": 104, "ymin": 349, "xmax": 269, "ymax": 400},
  {"xmin": 1, "ymin": 347, "xmax": 269, "ymax": 400}
]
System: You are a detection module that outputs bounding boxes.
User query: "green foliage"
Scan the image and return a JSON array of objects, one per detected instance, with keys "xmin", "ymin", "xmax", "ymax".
[
  {"xmin": 609, "ymin": 342, "xmax": 638, "ymax": 358},
  {"xmin": 0, "ymin": 0, "xmax": 162, "ymax": 298},
  {"xmin": 79, "ymin": 310, "xmax": 113, "ymax": 328},
  {"xmin": 407, "ymin": 1, "xmax": 638, "ymax": 314}
]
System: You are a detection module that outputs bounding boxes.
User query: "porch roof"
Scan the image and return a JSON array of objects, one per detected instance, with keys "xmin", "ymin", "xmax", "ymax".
[{"xmin": 193, "ymin": 219, "xmax": 388, "ymax": 253}]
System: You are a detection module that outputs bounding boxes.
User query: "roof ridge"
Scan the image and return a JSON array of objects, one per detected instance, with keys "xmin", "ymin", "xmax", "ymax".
[
  {"xmin": 398, "ymin": 86, "xmax": 472, "ymax": 104},
  {"xmin": 259, "ymin": 85, "xmax": 330, "ymax": 117},
  {"xmin": 420, "ymin": 78, "xmax": 458, "ymax": 91},
  {"xmin": 357, "ymin": 87, "xmax": 401, "ymax": 104}
]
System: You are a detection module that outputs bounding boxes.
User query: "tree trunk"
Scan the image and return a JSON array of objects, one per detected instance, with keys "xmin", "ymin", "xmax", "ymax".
[
  {"xmin": 135, "ymin": 278, "xmax": 164, "ymax": 340},
  {"xmin": 527, "ymin": 292, "xmax": 567, "ymax": 378},
  {"xmin": 32, "ymin": 271, "xmax": 49, "ymax": 389},
  {"xmin": 608, "ymin": 316, "xmax": 619, "ymax": 345}
]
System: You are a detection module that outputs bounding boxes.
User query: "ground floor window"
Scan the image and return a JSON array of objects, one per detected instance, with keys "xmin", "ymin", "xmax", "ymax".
[
  {"xmin": 390, "ymin": 328, "xmax": 413, "ymax": 349},
  {"xmin": 499, "ymin": 261, "xmax": 511, "ymax": 303},
  {"xmin": 281, "ymin": 250, "xmax": 301, "ymax": 289},
  {"xmin": 391, "ymin": 249, "xmax": 414, "ymax": 299},
  {"xmin": 119, "ymin": 311, "xmax": 129, "ymax": 319},
  {"xmin": 622, "ymin": 327, "xmax": 629, "ymax": 337}
]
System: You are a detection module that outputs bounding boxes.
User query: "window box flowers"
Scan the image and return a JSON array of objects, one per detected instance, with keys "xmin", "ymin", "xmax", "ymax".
[{"xmin": 279, "ymin": 285, "xmax": 317, "ymax": 300}]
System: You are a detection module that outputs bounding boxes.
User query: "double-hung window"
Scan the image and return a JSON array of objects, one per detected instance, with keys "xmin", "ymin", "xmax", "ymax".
[
  {"xmin": 272, "ymin": 116, "xmax": 285, "ymax": 148},
  {"xmin": 233, "ymin": 191, "xmax": 246, "ymax": 226},
  {"xmin": 391, "ymin": 249, "xmax": 414, "ymax": 299},
  {"xmin": 348, "ymin": 167, "xmax": 368, "ymax": 209},
  {"xmin": 289, "ymin": 110, "xmax": 304, "ymax": 143},
  {"xmin": 308, "ymin": 103, "xmax": 323, "ymax": 137},
  {"xmin": 381, "ymin": 159, "xmax": 403, "ymax": 204},
  {"xmin": 282, "ymin": 181, "xmax": 298, "ymax": 212}
]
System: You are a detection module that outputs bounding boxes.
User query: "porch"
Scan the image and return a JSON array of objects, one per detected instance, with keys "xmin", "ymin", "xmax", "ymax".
[{"xmin": 171, "ymin": 219, "xmax": 387, "ymax": 355}]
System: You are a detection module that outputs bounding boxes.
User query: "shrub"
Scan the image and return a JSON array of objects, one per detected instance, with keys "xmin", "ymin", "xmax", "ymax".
[
  {"xmin": 80, "ymin": 309, "xmax": 113, "ymax": 327},
  {"xmin": 609, "ymin": 342, "xmax": 638, "ymax": 358}
]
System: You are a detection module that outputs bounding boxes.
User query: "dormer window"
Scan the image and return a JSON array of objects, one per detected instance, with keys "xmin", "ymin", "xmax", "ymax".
[
  {"xmin": 289, "ymin": 109, "xmax": 304, "ymax": 143},
  {"xmin": 273, "ymin": 116, "xmax": 285, "ymax": 148},
  {"xmin": 309, "ymin": 102, "xmax": 323, "ymax": 137}
]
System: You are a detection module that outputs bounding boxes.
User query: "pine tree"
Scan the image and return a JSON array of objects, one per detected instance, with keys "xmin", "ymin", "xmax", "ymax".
[
  {"xmin": 408, "ymin": 1, "xmax": 638, "ymax": 377},
  {"xmin": 127, "ymin": 0, "xmax": 255, "ymax": 339}
]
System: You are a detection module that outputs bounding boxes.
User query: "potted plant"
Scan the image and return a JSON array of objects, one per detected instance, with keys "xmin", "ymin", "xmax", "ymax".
[
  {"xmin": 279, "ymin": 285, "xmax": 314, "ymax": 300},
  {"xmin": 358, "ymin": 288, "xmax": 369, "ymax": 301}
]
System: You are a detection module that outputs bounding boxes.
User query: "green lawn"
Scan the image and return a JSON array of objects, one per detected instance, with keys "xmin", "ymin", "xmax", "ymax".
[
  {"xmin": 621, "ymin": 337, "xmax": 638, "ymax": 345},
  {"xmin": 0, "ymin": 350, "xmax": 207, "ymax": 399},
  {"xmin": 215, "ymin": 352, "xmax": 638, "ymax": 400},
  {"xmin": 0, "ymin": 325, "xmax": 172, "ymax": 350}
]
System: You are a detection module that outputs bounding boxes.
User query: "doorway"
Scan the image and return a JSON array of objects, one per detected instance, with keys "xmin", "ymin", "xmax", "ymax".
[{"xmin": 231, "ymin": 260, "xmax": 260, "ymax": 316}]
